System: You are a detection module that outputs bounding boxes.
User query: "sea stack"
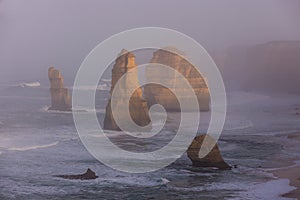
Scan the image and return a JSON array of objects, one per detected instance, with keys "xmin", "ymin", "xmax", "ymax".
[
  {"xmin": 103, "ymin": 50, "xmax": 151, "ymax": 131},
  {"xmin": 48, "ymin": 67, "xmax": 71, "ymax": 111},
  {"xmin": 187, "ymin": 134, "xmax": 231, "ymax": 170},
  {"xmin": 144, "ymin": 47, "xmax": 210, "ymax": 112}
]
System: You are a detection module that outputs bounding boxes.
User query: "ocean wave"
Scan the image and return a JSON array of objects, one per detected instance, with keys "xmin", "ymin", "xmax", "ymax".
[
  {"xmin": 234, "ymin": 179, "xmax": 296, "ymax": 200},
  {"xmin": 101, "ymin": 78, "xmax": 111, "ymax": 82},
  {"xmin": 98, "ymin": 176, "xmax": 170, "ymax": 187},
  {"xmin": 41, "ymin": 106, "xmax": 73, "ymax": 114},
  {"xmin": 41, "ymin": 106, "xmax": 105, "ymax": 113},
  {"xmin": 97, "ymin": 83, "xmax": 110, "ymax": 91},
  {"xmin": 224, "ymin": 120, "xmax": 253, "ymax": 131},
  {"xmin": 17, "ymin": 81, "xmax": 41, "ymax": 88},
  {"xmin": 72, "ymin": 84, "xmax": 110, "ymax": 91},
  {"xmin": 8, "ymin": 141, "xmax": 59, "ymax": 151}
]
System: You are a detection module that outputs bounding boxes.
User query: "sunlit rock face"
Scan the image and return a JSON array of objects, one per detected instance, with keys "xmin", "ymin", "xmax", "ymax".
[
  {"xmin": 48, "ymin": 67, "xmax": 71, "ymax": 111},
  {"xmin": 187, "ymin": 134, "xmax": 231, "ymax": 170},
  {"xmin": 144, "ymin": 47, "xmax": 210, "ymax": 112},
  {"xmin": 103, "ymin": 50, "xmax": 151, "ymax": 131}
]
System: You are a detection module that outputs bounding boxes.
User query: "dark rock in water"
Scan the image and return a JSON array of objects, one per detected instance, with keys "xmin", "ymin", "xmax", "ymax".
[
  {"xmin": 48, "ymin": 67, "xmax": 72, "ymax": 111},
  {"xmin": 55, "ymin": 168, "xmax": 98, "ymax": 180},
  {"xmin": 187, "ymin": 134, "xmax": 231, "ymax": 170}
]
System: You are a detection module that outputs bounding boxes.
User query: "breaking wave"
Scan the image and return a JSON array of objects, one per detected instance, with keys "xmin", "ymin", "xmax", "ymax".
[
  {"xmin": 101, "ymin": 78, "xmax": 111, "ymax": 82},
  {"xmin": 8, "ymin": 141, "xmax": 59, "ymax": 151},
  {"xmin": 224, "ymin": 120, "xmax": 254, "ymax": 131},
  {"xmin": 41, "ymin": 106, "xmax": 105, "ymax": 113},
  {"xmin": 17, "ymin": 81, "xmax": 41, "ymax": 88},
  {"xmin": 97, "ymin": 83, "xmax": 110, "ymax": 91},
  {"xmin": 72, "ymin": 83, "xmax": 110, "ymax": 91}
]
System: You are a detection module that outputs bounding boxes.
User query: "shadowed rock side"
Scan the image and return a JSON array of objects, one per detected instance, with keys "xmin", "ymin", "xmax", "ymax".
[
  {"xmin": 48, "ymin": 67, "xmax": 71, "ymax": 111},
  {"xmin": 187, "ymin": 134, "xmax": 231, "ymax": 170},
  {"xmin": 144, "ymin": 47, "xmax": 210, "ymax": 112},
  {"xmin": 54, "ymin": 168, "xmax": 98, "ymax": 180},
  {"xmin": 103, "ymin": 50, "xmax": 151, "ymax": 131}
]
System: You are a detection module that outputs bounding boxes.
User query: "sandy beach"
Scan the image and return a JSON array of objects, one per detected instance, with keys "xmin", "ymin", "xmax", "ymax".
[{"xmin": 272, "ymin": 132, "xmax": 300, "ymax": 199}]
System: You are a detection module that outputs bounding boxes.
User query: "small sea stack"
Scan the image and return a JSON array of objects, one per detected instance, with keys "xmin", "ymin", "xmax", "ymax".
[
  {"xmin": 48, "ymin": 67, "xmax": 72, "ymax": 111},
  {"xmin": 187, "ymin": 134, "xmax": 231, "ymax": 170},
  {"xmin": 54, "ymin": 168, "xmax": 98, "ymax": 180}
]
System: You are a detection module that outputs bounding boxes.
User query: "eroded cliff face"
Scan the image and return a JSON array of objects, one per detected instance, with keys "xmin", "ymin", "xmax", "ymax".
[
  {"xmin": 103, "ymin": 50, "xmax": 151, "ymax": 131},
  {"xmin": 144, "ymin": 48, "xmax": 210, "ymax": 111},
  {"xmin": 48, "ymin": 67, "xmax": 71, "ymax": 111}
]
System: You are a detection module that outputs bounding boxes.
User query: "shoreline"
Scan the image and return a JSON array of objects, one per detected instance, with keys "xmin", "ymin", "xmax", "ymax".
[{"xmin": 270, "ymin": 132, "xmax": 300, "ymax": 199}]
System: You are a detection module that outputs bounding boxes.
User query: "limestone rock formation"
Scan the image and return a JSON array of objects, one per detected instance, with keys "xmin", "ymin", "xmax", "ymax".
[
  {"xmin": 54, "ymin": 168, "xmax": 98, "ymax": 180},
  {"xmin": 187, "ymin": 134, "xmax": 231, "ymax": 170},
  {"xmin": 103, "ymin": 50, "xmax": 151, "ymax": 131},
  {"xmin": 144, "ymin": 47, "xmax": 210, "ymax": 112},
  {"xmin": 48, "ymin": 67, "xmax": 71, "ymax": 111}
]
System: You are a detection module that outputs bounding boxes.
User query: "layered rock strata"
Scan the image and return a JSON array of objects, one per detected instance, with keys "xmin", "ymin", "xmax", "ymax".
[
  {"xmin": 103, "ymin": 50, "xmax": 151, "ymax": 131},
  {"xmin": 144, "ymin": 47, "xmax": 210, "ymax": 112},
  {"xmin": 48, "ymin": 67, "xmax": 71, "ymax": 111}
]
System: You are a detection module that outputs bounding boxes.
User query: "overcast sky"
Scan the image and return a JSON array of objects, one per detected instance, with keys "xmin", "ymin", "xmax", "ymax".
[{"xmin": 1, "ymin": 0, "xmax": 300, "ymax": 84}]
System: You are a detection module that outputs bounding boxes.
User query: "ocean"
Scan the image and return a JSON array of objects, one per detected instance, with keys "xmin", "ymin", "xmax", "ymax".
[{"xmin": 0, "ymin": 82, "xmax": 299, "ymax": 199}]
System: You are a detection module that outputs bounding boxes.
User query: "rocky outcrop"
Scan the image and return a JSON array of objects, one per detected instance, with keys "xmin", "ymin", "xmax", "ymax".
[
  {"xmin": 187, "ymin": 134, "xmax": 231, "ymax": 170},
  {"xmin": 144, "ymin": 47, "xmax": 210, "ymax": 112},
  {"xmin": 54, "ymin": 168, "xmax": 98, "ymax": 180},
  {"xmin": 48, "ymin": 67, "xmax": 71, "ymax": 111},
  {"xmin": 103, "ymin": 50, "xmax": 151, "ymax": 131}
]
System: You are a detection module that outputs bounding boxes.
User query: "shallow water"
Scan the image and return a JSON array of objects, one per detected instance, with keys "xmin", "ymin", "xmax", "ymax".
[{"xmin": 0, "ymin": 85, "xmax": 299, "ymax": 199}]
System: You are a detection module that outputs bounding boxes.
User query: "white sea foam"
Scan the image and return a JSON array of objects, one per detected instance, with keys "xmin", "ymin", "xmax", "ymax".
[
  {"xmin": 72, "ymin": 84, "xmax": 110, "ymax": 91},
  {"xmin": 18, "ymin": 81, "xmax": 41, "ymax": 88},
  {"xmin": 97, "ymin": 83, "xmax": 110, "ymax": 91},
  {"xmin": 234, "ymin": 179, "xmax": 296, "ymax": 200},
  {"xmin": 224, "ymin": 120, "xmax": 253, "ymax": 131},
  {"xmin": 8, "ymin": 141, "xmax": 59, "ymax": 151},
  {"xmin": 99, "ymin": 176, "xmax": 170, "ymax": 187},
  {"xmin": 101, "ymin": 78, "xmax": 111, "ymax": 82},
  {"xmin": 161, "ymin": 177, "xmax": 170, "ymax": 184},
  {"xmin": 41, "ymin": 105, "xmax": 105, "ymax": 113}
]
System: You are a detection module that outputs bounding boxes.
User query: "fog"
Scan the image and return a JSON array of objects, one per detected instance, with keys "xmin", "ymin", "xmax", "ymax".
[{"xmin": 1, "ymin": 0, "xmax": 300, "ymax": 93}]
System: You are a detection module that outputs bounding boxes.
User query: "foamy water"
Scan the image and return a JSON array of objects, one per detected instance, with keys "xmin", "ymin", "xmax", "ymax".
[
  {"xmin": 7, "ymin": 141, "xmax": 59, "ymax": 151},
  {"xmin": 0, "ymin": 87, "xmax": 300, "ymax": 199}
]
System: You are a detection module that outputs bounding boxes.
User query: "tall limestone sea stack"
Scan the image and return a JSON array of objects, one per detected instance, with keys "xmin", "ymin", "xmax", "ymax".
[
  {"xmin": 103, "ymin": 50, "xmax": 151, "ymax": 131},
  {"xmin": 144, "ymin": 47, "xmax": 210, "ymax": 112},
  {"xmin": 48, "ymin": 67, "xmax": 71, "ymax": 111}
]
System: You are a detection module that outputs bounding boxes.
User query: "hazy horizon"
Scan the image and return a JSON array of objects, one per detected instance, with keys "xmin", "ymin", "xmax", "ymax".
[{"xmin": 1, "ymin": 0, "xmax": 300, "ymax": 92}]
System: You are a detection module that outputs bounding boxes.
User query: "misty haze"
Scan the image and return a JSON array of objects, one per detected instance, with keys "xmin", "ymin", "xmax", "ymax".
[{"xmin": 0, "ymin": 1, "xmax": 300, "ymax": 199}]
